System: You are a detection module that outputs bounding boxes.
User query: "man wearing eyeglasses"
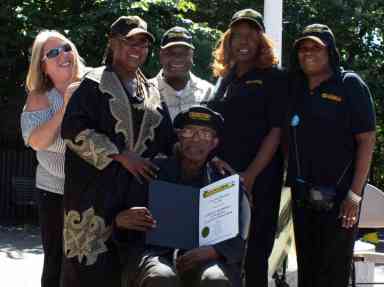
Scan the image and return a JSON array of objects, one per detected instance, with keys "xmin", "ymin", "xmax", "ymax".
[
  {"xmin": 113, "ymin": 106, "xmax": 250, "ymax": 287},
  {"xmin": 151, "ymin": 27, "xmax": 214, "ymax": 120}
]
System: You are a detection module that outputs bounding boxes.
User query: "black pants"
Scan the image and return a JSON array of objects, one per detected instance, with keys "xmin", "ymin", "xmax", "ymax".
[
  {"xmin": 244, "ymin": 158, "xmax": 284, "ymax": 287},
  {"xmin": 38, "ymin": 189, "xmax": 63, "ymax": 287},
  {"xmin": 61, "ymin": 243, "xmax": 121, "ymax": 287},
  {"xmin": 292, "ymin": 199, "xmax": 357, "ymax": 287}
]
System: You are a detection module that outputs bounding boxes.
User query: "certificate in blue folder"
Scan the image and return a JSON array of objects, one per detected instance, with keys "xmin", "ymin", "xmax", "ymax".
[{"xmin": 146, "ymin": 174, "xmax": 239, "ymax": 250}]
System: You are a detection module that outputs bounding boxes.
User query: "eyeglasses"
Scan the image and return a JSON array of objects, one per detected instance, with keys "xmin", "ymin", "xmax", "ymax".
[
  {"xmin": 177, "ymin": 127, "xmax": 216, "ymax": 141},
  {"xmin": 119, "ymin": 37, "xmax": 151, "ymax": 49},
  {"xmin": 41, "ymin": 43, "xmax": 72, "ymax": 62}
]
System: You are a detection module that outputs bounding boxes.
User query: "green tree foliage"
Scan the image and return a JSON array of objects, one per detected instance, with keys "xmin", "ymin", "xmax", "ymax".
[
  {"xmin": 191, "ymin": 0, "xmax": 384, "ymax": 188},
  {"xmin": 186, "ymin": 0, "xmax": 263, "ymax": 31},
  {"xmin": 0, "ymin": 0, "xmax": 221, "ymax": 99},
  {"xmin": 0, "ymin": 0, "xmax": 221, "ymax": 148},
  {"xmin": 1, "ymin": 0, "xmax": 383, "ymax": 188},
  {"xmin": 282, "ymin": 0, "xmax": 384, "ymax": 189}
]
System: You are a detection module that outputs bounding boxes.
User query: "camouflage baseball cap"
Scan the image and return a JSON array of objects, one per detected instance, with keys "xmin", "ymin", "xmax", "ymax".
[
  {"xmin": 110, "ymin": 16, "xmax": 155, "ymax": 42},
  {"xmin": 161, "ymin": 26, "xmax": 195, "ymax": 50},
  {"xmin": 230, "ymin": 8, "xmax": 265, "ymax": 31},
  {"xmin": 294, "ymin": 24, "xmax": 336, "ymax": 48}
]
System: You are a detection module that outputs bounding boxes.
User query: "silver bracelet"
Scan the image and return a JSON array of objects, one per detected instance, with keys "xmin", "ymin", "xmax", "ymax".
[{"xmin": 347, "ymin": 189, "xmax": 362, "ymax": 205}]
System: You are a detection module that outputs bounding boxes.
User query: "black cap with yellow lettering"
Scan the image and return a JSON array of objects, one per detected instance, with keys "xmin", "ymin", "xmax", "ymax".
[{"xmin": 173, "ymin": 106, "xmax": 224, "ymax": 136}]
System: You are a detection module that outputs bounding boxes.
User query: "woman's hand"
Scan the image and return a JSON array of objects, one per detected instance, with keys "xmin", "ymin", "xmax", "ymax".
[
  {"xmin": 176, "ymin": 246, "xmax": 219, "ymax": 273},
  {"xmin": 339, "ymin": 198, "xmax": 359, "ymax": 229},
  {"xmin": 112, "ymin": 151, "xmax": 159, "ymax": 183},
  {"xmin": 64, "ymin": 81, "xmax": 81, "ymax": 107},
  {"xmin": 211, "ymin": 157, "xmax": 236, "ymax": 176},
  {"xmin": 115, "ymin": 207, "xmax": 156, "ymax": 231}
]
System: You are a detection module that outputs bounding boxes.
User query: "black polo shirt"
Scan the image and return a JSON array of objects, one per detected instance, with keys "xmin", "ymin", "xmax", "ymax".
[
  {"xmin": 288, "ymin": 70, "xmax": 375, "ymax": 198},
  {"xmin": 209, "ymin": 66, "xmax": 288, "ymax": 171}
]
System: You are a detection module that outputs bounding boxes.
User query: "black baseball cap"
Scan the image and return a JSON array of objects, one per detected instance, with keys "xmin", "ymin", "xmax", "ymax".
[
  {"xmin": 294, "ymin": 24, "xmax": 336, "ymax": 48},
  {"xmin": 110, "ymin": 16, "xmax": 155, "ymax": 42},
  {"xmin": 173, "ymin": 106, "xmax": 224, "ymax": 137},
  {"xmin": 230, "ymin": 8, "xmax": 265, "ymax": 31},
  {"xmin": 161, "ymin": 26, "xmax": 195, "ymax": 50},
  {"xmin": 292, "ymin": 23, "xmax": 341, "ymax": 72}
]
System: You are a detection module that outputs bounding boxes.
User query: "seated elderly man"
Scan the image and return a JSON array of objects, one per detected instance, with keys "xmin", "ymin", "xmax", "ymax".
[{"xmin": 112, "ymin": 106, "xmax": 250, "ymax": 287}]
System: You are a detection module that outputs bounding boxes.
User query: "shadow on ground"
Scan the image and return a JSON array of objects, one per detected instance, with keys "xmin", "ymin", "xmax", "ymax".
[{"xmin": 0, "ymin": 225, "xmax": 42, "ymax": 258}]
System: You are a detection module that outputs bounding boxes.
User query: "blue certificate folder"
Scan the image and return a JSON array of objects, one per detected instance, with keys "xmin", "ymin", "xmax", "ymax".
[{"xmin": 146, "ymin": 180, "xmax": 199, "ymax": 250}]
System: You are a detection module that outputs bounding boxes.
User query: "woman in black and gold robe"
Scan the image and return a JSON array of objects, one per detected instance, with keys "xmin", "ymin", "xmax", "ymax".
[{"xmin": 61, "ymin": 16, "xmax": 174, "ymax": 287}]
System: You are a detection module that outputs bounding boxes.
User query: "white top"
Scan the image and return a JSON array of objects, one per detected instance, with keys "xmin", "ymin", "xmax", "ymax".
[
  {"xmin": 151, "ymin": 71, "xmax": 214, "ymax": 120},
  {"xmin": 20, "ymin": 88, "xmax": 66, "ymax": 195}
]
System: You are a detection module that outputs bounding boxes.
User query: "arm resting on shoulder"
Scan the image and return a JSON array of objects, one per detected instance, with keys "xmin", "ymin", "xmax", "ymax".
[{"xmin": 24, "ymin": 92, "xmax": 65, "ymax": 150}]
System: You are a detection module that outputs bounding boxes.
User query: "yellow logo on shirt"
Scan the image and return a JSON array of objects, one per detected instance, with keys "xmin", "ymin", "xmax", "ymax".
[
  {"xmin": 321, "ymin": 93, "xmax": 342, "ymax": 103},
  {"xmin": 245, "ymin": 80, "xmax": 263, "ymax": 85}
]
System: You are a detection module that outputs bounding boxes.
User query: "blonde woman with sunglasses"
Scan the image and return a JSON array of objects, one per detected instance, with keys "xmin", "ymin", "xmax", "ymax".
[{"xmin": 21, "ymin": 30, "xmax": 85, "ymax": 287}]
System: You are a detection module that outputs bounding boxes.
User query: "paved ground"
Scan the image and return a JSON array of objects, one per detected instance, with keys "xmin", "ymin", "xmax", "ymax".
[
  {"xmin": 1, "ymin": 224, "xmax": 384, "ymax": 287},
  {"xmin": 0, "ymin": 225, "xmax": 43, "ymax": 287}
]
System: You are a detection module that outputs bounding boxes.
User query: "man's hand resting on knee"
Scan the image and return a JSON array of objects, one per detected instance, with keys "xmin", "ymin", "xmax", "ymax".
[{"xmin": 176, "ymin": 246, "xmax": 220, "ymax": 273}]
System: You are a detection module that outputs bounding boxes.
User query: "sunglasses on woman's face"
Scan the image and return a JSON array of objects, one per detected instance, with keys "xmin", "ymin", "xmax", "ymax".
[{"xmin": 41, "ymin": 43, "xmax": 72, "ymax": 62}]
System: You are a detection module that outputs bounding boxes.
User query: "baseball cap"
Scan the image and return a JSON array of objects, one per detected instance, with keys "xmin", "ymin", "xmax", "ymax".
[
  {"xmin": 230, "ymin": 9, "xmax": 265, "ymax": 31},
  {"xmin": 161, "ymin": 26, "xmax": 195, "ymax": 50},
  {"xmin": 110, "ymin": 16, "xmax": 155, "ymax": 42}
]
